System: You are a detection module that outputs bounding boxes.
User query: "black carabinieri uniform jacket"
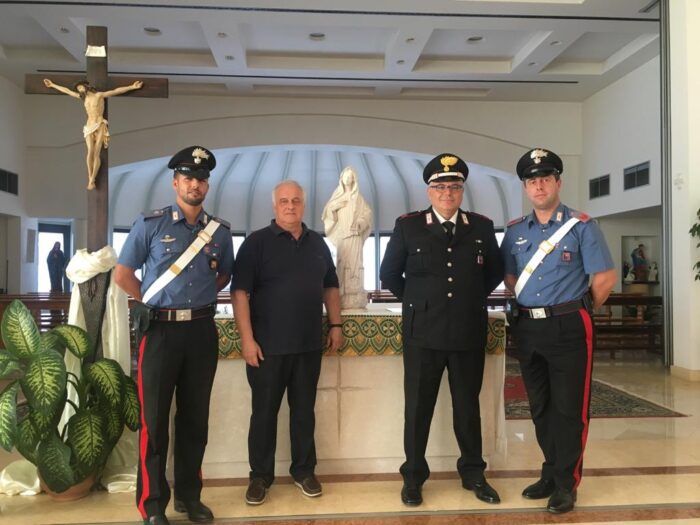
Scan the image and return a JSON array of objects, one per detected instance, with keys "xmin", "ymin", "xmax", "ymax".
[{"xmin": 380, "ymin": 207, "xmax": 504, "ymax": 352}]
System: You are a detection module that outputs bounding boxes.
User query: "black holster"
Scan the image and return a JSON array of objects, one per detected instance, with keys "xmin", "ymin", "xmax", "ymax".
[{"xmin": 131, "ymin": 302, "xmax": 153, "ymax": 345}]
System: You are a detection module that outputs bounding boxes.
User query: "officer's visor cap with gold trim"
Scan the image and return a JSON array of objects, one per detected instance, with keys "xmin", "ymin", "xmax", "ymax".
[
  {"xmin": 168, "ymin": 145, "xmax": 216, "ymax": 180},
  {"xmin": 516, "ymin": 148, "xmax": 563, "ymax": 181},
  {"xmin": 423, "ymin": 153, "xmax": 469, "ymax": 184}
]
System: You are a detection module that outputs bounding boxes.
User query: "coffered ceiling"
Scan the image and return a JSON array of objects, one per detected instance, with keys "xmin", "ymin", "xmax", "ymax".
[{"xmin": 0, "ymin": 0, "xmax": 660, "ymax": 101}]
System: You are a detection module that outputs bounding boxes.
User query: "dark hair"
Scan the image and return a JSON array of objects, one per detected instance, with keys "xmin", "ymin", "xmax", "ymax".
[{"xmin": 74, "ymin": 80, "xmax": 95, "ymax": 92}]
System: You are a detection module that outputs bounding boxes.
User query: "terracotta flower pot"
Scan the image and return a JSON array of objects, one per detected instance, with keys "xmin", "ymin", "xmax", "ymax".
[{"xmin": 40, "ymin": 473, "xmax": 96, "ymax": 502}]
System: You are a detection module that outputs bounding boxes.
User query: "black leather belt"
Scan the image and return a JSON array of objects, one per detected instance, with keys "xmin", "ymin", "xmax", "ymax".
[
  {"xmin": 150, "ymin": 304, "xmax": 217, "ymax": 322},
  {"xmin": 519, "ymin": 297, "xmax": 588, "ymax": 319}
]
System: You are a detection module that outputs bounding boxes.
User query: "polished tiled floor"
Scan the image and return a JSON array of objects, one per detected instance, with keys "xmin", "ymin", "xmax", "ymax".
[{"xmin": 1, "ymin": 353, "xmax": 699, "ymax": 525}]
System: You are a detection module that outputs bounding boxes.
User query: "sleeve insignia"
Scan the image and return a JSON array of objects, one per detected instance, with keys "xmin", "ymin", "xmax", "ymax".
[
  {"xmin": 507, "ymin": 215, "xmax": 527, "ymax": 227},
  {"xmin": 570, "ymin": 210, "xmax": 591, "ymax": 223}
]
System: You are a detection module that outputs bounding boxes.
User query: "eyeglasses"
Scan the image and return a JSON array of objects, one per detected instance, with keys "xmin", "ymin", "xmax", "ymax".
[{"xmin": 429, "ymin": 184, "xmax": 464, "ymax": 193}]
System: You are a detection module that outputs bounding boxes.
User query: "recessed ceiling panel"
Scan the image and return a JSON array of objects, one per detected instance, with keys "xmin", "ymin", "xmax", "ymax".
[
  {"xmin": 0, "ymin": 13, "xmax": 59, "ymax": 47},
  {"xmin": 555, "ymin": 31, "xmax": 641, "ymax": 61},
  {"xmin": 423, "ymin": 28, "xmax": 533, "ymax": 58},
  {"xmin": 241, "ymin": 23, "xmax": 392, "ymax": 55},
  {"xmin": 70, "ymin": 17, "xmax": 210, "ymax": 50}
]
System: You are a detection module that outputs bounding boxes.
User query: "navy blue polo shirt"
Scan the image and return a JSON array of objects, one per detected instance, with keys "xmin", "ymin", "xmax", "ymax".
[
  {"xmin": 118, "ymin": 203, "xmax": 234, "ymax": 309},
  {"xmin": 500, "ymin": 203, "xmax": 613, "ymax": 307},
  {"xmin": 232, "ymin": 220, "xmax": 339, "ymax": 355}
]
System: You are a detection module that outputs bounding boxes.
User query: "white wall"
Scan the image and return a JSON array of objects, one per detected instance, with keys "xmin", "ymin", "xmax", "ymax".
[
  {"xmin": 670, "ymin": 0, "xmax": 700, "ymax": 376},
  {"xmin": 0, "ymin": 75, "xmax": 36, "ymax": 293},
  {"xmin": 582, "ymin": 57, "xmax": 661, "ymax": 217},
  {"xmin": 22, "ymin": 95, "xmax": 583, "ymax": 222}
]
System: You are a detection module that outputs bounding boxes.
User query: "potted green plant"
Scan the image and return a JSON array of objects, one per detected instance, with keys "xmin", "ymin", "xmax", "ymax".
[
  {"xmin": 0, "ymin": 299, "xmax": 140, "ymax": 496},
  {"xmin": 690, "ymin": 207, "xmax": 700, "ymax": 281}
]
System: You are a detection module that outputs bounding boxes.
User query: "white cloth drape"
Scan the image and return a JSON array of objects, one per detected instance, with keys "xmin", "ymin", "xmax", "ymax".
[{"xmin": 0, "ymin": 246, "xmax": 137, "ymax": 495}]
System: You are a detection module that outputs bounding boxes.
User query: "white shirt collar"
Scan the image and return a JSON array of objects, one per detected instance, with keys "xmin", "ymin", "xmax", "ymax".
[{"xmin": 432, "ymin": 208, "xmax": 459, "ymax": 225}]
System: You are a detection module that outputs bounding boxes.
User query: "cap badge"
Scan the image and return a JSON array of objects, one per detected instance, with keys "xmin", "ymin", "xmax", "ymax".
[
  {"xmin": 440, "ymin": 155, "xmax": 458, "ymax": 172},
  {"xmin": 530, "ymin": 149, "xmax": 549, "ymax": 165},
  {"xmin": 192, "ymin": 147, "xmax": 210, "ymax": 165}
]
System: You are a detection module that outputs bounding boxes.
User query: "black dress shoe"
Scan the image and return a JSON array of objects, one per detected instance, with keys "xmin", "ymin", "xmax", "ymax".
[
  {"xmin": 294, "ymin": 474, "xmax": 323, "ymax": 497},
  {"xmin": 462, "ymin": 478, "xmax": 501, "ymax": 504},
  {"xmin": 400, "ymin": 484, "xmax": 423, "ymax": 506},
  {"xmin": 174, "ymin": 499, "xmax": 214, "ymax": 523},
  {"xmin": 547, "ymin": 487, "xmax": 577, "ymax": 514},
  {"xmin": 143, "ymin": 515, "xmax": 170, "ymax": 525},
  {"xmin": 522, "ymin": 478, "xmax": 556, "ymax": 499}
]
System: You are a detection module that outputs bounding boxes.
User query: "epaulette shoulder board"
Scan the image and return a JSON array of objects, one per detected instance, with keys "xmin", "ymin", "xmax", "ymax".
[
  {"xmin": 399, "ymin": 210, "xmax": 421, "ymax": 220},
  {"xmin": 213, "ymin": 216, "xmax": 231, "ymax": 229},
  {"xmin": 143, "ymin": 206, "xmax": 168, "ymax": 219},
  {"xmin": 468, "ymin": 211, "xmax": 490, "ymax": 222},
  {"xmin": 570, "ymin": 210, "xmax": 591, "ymax": 223},
  {"xmin": 507, "ymin": 215, "xmax": 527, "ymax": 227}
]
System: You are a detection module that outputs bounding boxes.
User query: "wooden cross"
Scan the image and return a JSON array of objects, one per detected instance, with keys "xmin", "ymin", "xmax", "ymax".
[{"xmin": 25, "ymin": 26, "xmax": 168, "ymax": 252}]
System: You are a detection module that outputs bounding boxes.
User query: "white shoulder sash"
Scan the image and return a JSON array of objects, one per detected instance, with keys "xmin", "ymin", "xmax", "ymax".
[
  {"xmin": 142, "ymin": 219, "xmax": 221, "ymax": 305},
  {"xmin": 514, "ymin": 217, "xmax": 580, "ymax": 299}
]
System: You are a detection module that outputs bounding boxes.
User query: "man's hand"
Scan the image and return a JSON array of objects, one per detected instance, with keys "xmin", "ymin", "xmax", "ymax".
[
  {"xmin": 241, "ymin": 337, "xmax": 264, "ymax": 367},
  {"xmin": 326, "ymin": 326, "xmax": 344, "ymax": 353}
]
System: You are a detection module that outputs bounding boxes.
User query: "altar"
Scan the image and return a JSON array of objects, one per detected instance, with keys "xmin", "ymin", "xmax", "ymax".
[{"xmin": 203, "ymin": 305, "xmax": 507, "ymax": 478}]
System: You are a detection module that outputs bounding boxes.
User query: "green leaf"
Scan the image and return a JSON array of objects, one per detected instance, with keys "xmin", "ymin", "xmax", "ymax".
[
  {"xmin": 37, "ymin": 432, "xmax": 75, "ymax": 493},
  {"xmin": 30, "ymin": 403, "xmax": 62, "ymax": 440},
  {"xmin": 40, "ymin": 331, "xmax": 64, "ymax": 354},
  {"xmin": 16, "ymin": 416, "xmax": 41, "ymax": 464},
  {"xmin": 84, "ymin": 360, "xmax": 124, "ymax": 409},
  {"xmin": 0, "ymin": 352, "xmax": 21, "ymax": 379},
  {"xmin": 122, "ymin": 376, "xmax": 140, "ymax": 432},
  {"xmin": 0, "ymin": 383, "xmax": 19, "ymax": 451},
  {"xmin": 20, "ymin": 349, "xmax": 66, "ymax": 416},
  {"xmin": 102, "ymin": 404, "xmax": 124, "ymax": 448},
  {"xmin": 1, "ymin": 300, "xmax": 40, "ymax": 359},
  {"xmin": 51, "ymin": 325, "xmax": 91, "ymax": 359},
  {"xmin": 67, "ymin": 410, "xmax": 104, "ymax": 469}
]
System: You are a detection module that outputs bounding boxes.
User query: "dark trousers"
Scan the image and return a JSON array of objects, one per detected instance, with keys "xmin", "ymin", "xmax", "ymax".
[
  {"xmin": 400, "ymin": 344, "xmax": 487, "ymax": 487},
  {"xmin": 135, "ymin": 317, "xmax": 219, "ymax": 519},
  {"xmin": 513, "ymin": 309, "xmax": 594, "ymax": 492},
  {"xmin": 247, "ymin": 351, "xmax": 322, "ymax": 486}
]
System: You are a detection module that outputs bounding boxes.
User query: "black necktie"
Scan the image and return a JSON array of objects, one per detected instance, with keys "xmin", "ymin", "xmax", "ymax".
[{"xmin": 443, "ymin": 221, "xmax": 454, "ymax": 241}]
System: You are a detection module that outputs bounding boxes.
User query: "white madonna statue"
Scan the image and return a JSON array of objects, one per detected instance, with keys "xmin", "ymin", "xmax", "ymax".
[{"xmin": 322, "ymin": 166, "xmax": 374, "ymax": 309}]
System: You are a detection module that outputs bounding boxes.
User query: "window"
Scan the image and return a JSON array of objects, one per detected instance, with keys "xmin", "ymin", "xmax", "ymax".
[
  {"xmin": 589, "ymin": 175, "xmax": 611, "ymax": 199},
  {"xmin": 0, "ymin": 169, "xmax": 18, "ymax": 196},
  {"xmin": 624, "ymin": 162, "xmax": 650, "ymax": 190}
]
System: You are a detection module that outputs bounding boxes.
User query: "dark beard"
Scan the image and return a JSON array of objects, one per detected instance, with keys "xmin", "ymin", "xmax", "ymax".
[{"xmin": 182, "ymin": 194, "xmax": 204, "ymax": 206}]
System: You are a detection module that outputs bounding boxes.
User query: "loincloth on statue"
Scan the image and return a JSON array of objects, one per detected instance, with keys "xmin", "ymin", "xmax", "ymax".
[{"xmin": 83, "ymin": 118, "xmax": 110, "ymax": 148}]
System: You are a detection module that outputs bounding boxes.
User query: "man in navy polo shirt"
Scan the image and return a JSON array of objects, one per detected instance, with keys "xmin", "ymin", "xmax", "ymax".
[{"xmin": 232, "ymin": 180, "xmax": 343, "ymax": 506}]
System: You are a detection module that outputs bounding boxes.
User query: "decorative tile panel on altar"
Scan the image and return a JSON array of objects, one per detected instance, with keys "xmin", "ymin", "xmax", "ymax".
[{"xmin": 216, "ymin": 305, "xmax": 505, "ymax": 358}]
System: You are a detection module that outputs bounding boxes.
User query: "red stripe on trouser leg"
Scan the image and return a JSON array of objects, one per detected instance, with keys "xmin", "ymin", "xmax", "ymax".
[
  {"xmin": 137, "ymin": 335, "xmax": 151, "ymax": 518},
  {"xmin": 573, "ymin": 308, "xmax": 594, "ymax": 490}
]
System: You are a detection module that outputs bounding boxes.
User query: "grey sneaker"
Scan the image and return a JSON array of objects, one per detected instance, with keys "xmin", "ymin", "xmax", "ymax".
[
  {"xmin": 294, "ymin": 474, "xmax": 322, "ymax": 497},
  {"xmin": 245, "ymin": 477, "xmax": 267, "ymax": 505}
]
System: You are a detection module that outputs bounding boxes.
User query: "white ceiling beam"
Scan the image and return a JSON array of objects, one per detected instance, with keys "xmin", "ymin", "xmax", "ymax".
[
  {"xmin": 199, "ymin": 20, "xmax": 248, "ymax": 71},
  {"xmin": 383, "ymin": 25, "xmax": 434, "ymax": 74},
  {"xmin": 510, "ymin": 28, "xmax": 586, "ymax": 75}
]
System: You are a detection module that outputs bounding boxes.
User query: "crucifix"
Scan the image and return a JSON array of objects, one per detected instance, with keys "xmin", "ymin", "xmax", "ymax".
[{"xmin": 25, "ymin": 26, "xmax": 168, "ymax": 252}]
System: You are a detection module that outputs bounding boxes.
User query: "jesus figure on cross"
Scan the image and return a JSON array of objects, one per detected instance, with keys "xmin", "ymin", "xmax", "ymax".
[{"xmin": 43, "ymin": 78, "xmax": 143, "ymax": 190}]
